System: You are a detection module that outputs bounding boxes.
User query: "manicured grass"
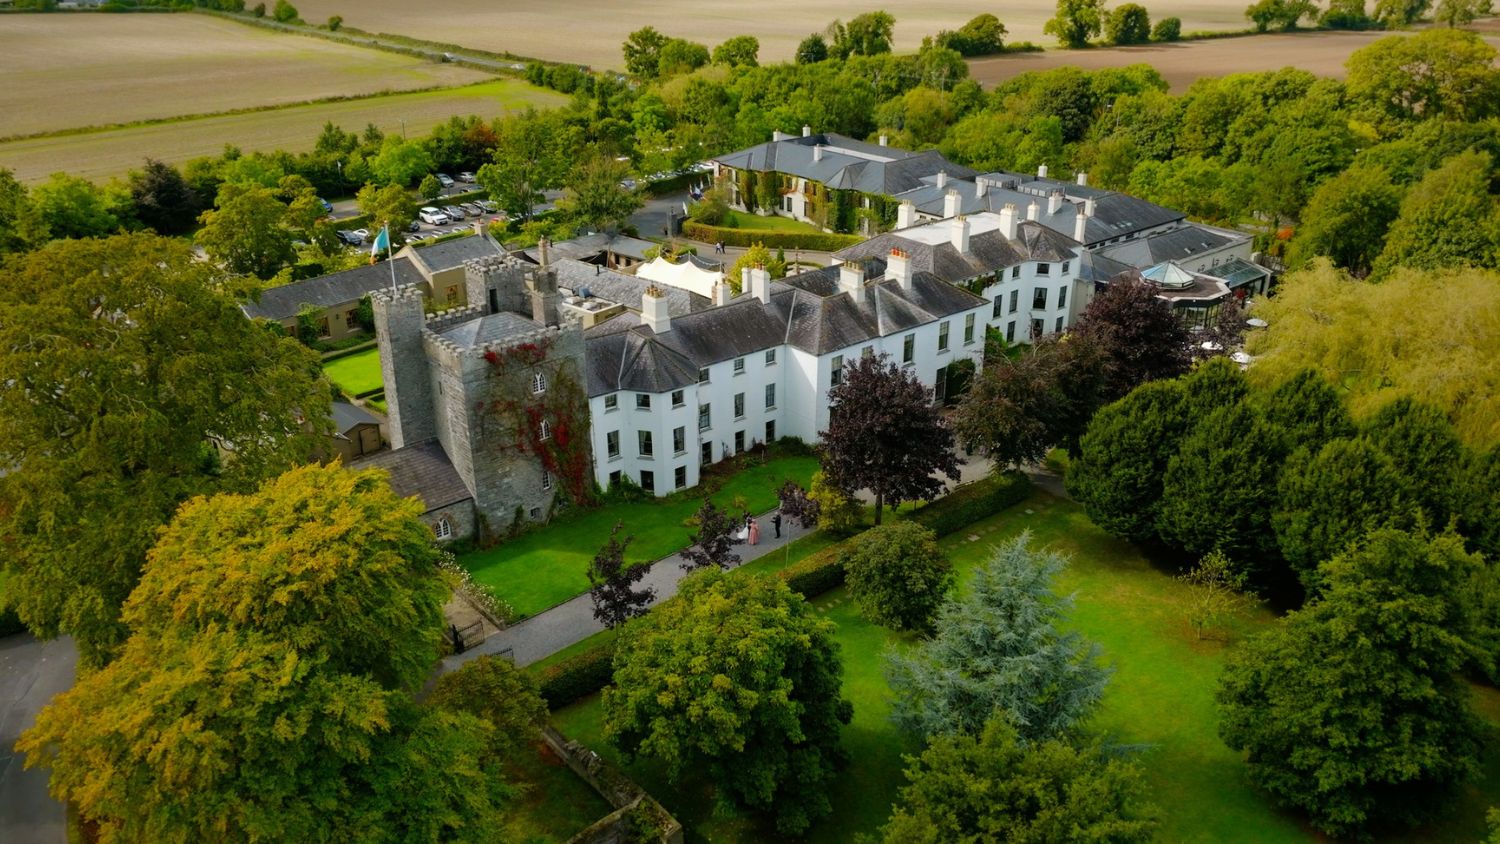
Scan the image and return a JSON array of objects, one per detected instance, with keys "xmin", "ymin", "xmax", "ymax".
[
  {"xmin": 322, "ymin": 347, "xmax": 384, "ymax": 397},
  {"xmin": 721, "ymin": 210, "xmax": 827, "ymax": 234},
  {"xmin": 461, "ymin": 455, "xmax": 818, "ymax": 617},
  {"xmin": 500, "ymin": 740, "xmax": 613, "ymax": 842},
  {"xmin": 549, "ymin": 492, "xmax": 1500, "ymax": 841}
]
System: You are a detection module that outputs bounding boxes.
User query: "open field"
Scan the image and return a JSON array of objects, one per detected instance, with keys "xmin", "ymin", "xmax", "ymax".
[
  {"xmin": 291, "ymin": 0, "xmax": 1252, "ymax": 69},
  {"xmin": 0, "ymin": 79, "xmax": 565, "ymax": 185},
  {"xmin": 0, "ymin": 14, "xmax": 489, "ymax": 139},
  {"xmin": 551, "ymin": 491, "xmax": 1500, "ymax": 841},
  {"xmin": 970, "ymin": 27, "xmax": 1500, "ymax": 92}
]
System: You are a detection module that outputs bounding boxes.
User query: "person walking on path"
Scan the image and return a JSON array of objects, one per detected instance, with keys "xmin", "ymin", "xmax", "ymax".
[{"xmin": 772, "ymin": 511, "xmax": 782, "ymax": 539}]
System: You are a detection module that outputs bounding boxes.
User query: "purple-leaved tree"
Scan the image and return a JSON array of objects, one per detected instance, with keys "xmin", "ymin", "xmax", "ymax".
[{"xmin": 587, "ymin": 522, "xmax": 655, "ymax": 628}]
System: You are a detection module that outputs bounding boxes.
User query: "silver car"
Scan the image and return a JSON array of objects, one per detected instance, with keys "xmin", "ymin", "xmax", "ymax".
[{"xmin": 442, "ymin": 205, "xmax": 467, "ymax": 219}]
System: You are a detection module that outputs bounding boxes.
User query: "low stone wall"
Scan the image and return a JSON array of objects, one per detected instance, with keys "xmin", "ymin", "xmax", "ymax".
[{"xmin": 541, "ymin": 726, "xmax": 684, "ymax": 844}]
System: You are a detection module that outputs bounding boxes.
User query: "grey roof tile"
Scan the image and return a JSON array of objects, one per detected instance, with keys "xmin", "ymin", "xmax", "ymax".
[
  {"xmin": 351, "ymin": 440, "xmax": 471, "ymax": 512},
  {"xmin": 241, "ymin": 258, "xmax": 425, "ymax": 321}
]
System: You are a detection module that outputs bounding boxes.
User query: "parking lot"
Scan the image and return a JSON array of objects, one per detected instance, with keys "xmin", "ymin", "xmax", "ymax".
[{"xmin": 325, "ymin": 174, "xmax": 563, "ymax": 252}]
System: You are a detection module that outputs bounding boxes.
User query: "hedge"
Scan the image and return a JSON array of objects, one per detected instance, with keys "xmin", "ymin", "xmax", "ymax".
[
  {"xmin": 681, "ymin": 220, "xmax": 862, "ymax": 252},
  {"xmin": 535, "ymin": 642, "xmax": 616, "ymax": 708},
  {"xmin": 777, "ymin": 544, "xmax": 847, "ymax": 597},
  {"xmin": 904, "ymin": 471, "xmax": 1032, "ymax": 537}
]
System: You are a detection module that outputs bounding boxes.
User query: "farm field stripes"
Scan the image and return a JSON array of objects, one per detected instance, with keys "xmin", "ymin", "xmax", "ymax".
[
  {"xmin": 0, "ymin": 14, "xmax": 490, "ymax": 138},
  {"xmin": 0, "ymin": 80, "xmax": 566, "ymax": 185}
]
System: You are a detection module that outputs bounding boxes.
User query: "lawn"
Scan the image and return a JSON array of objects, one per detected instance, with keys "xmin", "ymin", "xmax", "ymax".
[
  {"xmin": 322, "ymin": 348, "xmax": 383, "ymax": 397},
  {"xmin": 462, "ymin": 454, "xmax": 818, "ymax": 617},
  {"xmin": 500, "ymin": 740, "xmax": 613, "ymax": 842},
  {"xmin": 550, "ymin": 491, "xmax": 1500, "ymax": 841},
  {"xmin": 720, "ymin": 210, "xmax": 826, "ymax": 234}
]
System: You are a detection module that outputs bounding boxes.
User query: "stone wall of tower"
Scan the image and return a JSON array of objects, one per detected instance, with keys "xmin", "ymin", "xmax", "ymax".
[
  {"xmin": 371, "ymin": 285, "xmax": 436, "ymax": 449},
  {"xmin": 464, "ymin": 255, "xmax": 530, "ymax": 316}
]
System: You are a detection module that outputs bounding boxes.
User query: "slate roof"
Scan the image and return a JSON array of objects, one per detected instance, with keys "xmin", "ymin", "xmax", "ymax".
[
  {"xmin": 582, "ymin": 266, "xmax": 986, "ymax": 396},
  {"xmin": 553, "ymin": 258, "xmax": 707, "ymax": 316},
  {"xmin": 351, "ymin": 439, "xmax": 472, "ymax": 512},
  {"xmin": 409, "ymin": 233, "xmax": 504, "ymax": 270},
  {"xmin": 714, "ymin": 133, "xmax": 977, "ymax": 196},
  {"xmin": 521, "ymin": 233, "xmax": 657, "ymax": 264},
  {"xmin": 240, "ymin": 258, "xmax": 426, "ymax": 321},
  {"xmin": 330, "ymin": 401, "xmax": 380, "ymax": 435},
  {"xmin": 834, "ymin": 217, "xmax": 1079, "ymax": 283},
  {"xmin": 441, "ymin": 311, "xmax": 541, "ymax": 347},
  {"xmin": 894, "ymin": 176, "xmax": 1184, "ymax": 247},
  {"xmin": 1095, "ymin": 222, "xmax": 1247, "ymax": 268}
]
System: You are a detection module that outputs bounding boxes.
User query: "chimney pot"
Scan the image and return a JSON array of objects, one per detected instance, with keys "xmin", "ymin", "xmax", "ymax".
[
  {"xmin": 879, "ymin": 134, "xmax": 888, "ymax": 147},
  {"xmin": 802, "ymin": 124, "xmax": 811, "ymax": 137},
  {"xmin": 1027, "ymin": 201, "xmax": 1040, "ymax": 222},
  {"xmin": 998, "ymin": 203, "xmax": 1018, "ymax": 240},
  {"xmin": 1076, "ymin": 171, "xmax": 1088, "ymax": 186},
  {"xmin": 888, "ymin": 248, "xmax": 913, "ymax": 291},
  {"xmin": 951, "ymin": 215, "xmax": 971, "ymax": 254},
  {"xmin": 896, "ymin": 200, "xmax": 915, "ymax": 229},
  {"xmin": 1037, "ymin": 164, "xmax": 1049, "ymax": 178},
  {"xmin": 943, "ymin": 189, "xmax": 961, "ymax": 219},
  {"xmin": 1048, "ymin": 191, "xmax": 1063, "ymax": 216},
  {"xmin": 839, "ymin": 261, "xmax": 866, "ymax": 304}
]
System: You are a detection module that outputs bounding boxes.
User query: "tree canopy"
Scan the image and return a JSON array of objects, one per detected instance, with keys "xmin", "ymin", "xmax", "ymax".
[{"xmin": 842, "ymin": 521, "xmax": 952, "ymax": 632}]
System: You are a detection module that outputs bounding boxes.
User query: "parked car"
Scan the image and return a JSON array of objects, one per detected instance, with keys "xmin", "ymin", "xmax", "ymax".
[
  {"xmin": 419, "ymin": 207, "xmax": 451, "ymax": 225},
  {"xmin": 459, "ymin": 202, "xmax": 482, "ymax": 216},
  {"xmin": 350, "ymin": 228, "xmax": 370, "ymax": 244},
  {"xmin": 407, "ymin": 220, "xmax": 422, "ymax": 232},
  {"xmin": 336, "ymin": 229, "xmax": 363, "ymax": 245},
  {"xmin": 457, "ymin": 171, "xmax": 476, "ymax": 182},
  {"xmin": 442, "ymin": 205, "xmax": 466, "ymax": 219},
  {"xmin": 436, "ymin": 173, "xmax": 454, "ymax": 187},
  {"xmin": 317, "ymin": 197, "xmax": 333, "ymax": 214},
  {"xmin": 474, "ymin": 199, "xmax": 497, "ymax": 213}
]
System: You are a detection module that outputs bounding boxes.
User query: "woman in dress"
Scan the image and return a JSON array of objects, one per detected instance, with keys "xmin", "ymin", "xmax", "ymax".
[{"xmin": 748, "ymin": 516, "xmax": 759, "ymax": 546}]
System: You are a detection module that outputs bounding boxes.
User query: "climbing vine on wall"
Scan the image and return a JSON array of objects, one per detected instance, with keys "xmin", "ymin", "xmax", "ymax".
[{"xmin": 479, "ymin": 339, "xmax": 597, "ymax": 508}]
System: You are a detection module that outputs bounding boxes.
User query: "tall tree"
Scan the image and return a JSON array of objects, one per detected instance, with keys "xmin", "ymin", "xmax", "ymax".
[
  {"xmin": 711, "ymin": 35, "xmax": 760, "ymax": 67},
  {"xmin": 428, "ymin": 655, "xmax": 548, "ymax": 761},
  {"xmin": 476, "ymin": 109, "xmax": 575, "ymax": 221},
  {"xmin": 1285, "ymin": 165, "xmax": 1404, "ymax": 276},
  {"xmin": 953, "ymin": 333, "xmax": 1110, "ymax": 464},
  {"xmin": 1218, "ymin": 529, "xmax": 1486, "ymax": 838},
  {"xmin": 586, "ymin": 522, "xmax": 655, "ymax": 628},
  {"xmin": 821, "ymin": 354, "xmax": 960, "ymax": 524},
  {"xmin": 196, "ymin": 182, "xmax": 297, "ymax": 279},
  {"xmin": 1071, "ymin": 277, "xmax": 1191, "ymax": 401},
  {"xmin": 842, "ymin": 522, "xmax": 952, "ymax": 632},
  {"xmin": 1345, "ymin": 29, "xmax": 1500, "ymax": 125},
  {"xmin": 128, "ymin": 159, "xmax": 200, "ymax": 236},
  {"xmin": 795, "ymin": 33, "xmax": 829, "ymax": 64},
  {"xmin": 879, "ymin": 716, "xmax": 1158, "ymax": 844},
  {"xmin": 1435, "ymin": 0, "xmax": 1494, "ymax": 25},
  {"xmin": 1044, "ymin": 0, "xmax": 1106, "ymax": 47},
  {"xmin": 0, "ymin": 234, "xmax": 329, "ymax": 665},
  {"xmin": 887, "ymin": 534, "xmax": 1111, "ymax": 741},
  {"xmin": 1066, "ymin": 379, "xmax": 1190, "ymax": 541},
  {"xmin": 1374, "ymin": 149, "xmax": 1500, "ymax": 274},
  {"xmin": 622, "ymin": 26, "xmax": 668, "ymax": 79},
  {"xmin": 1106, "ymin": 3, "xmax": 1153, "ymax": 44},
  {"xmin": 679, "ymin": 499, "xmax": 743, "ymax": 571},
  {"xmin": 603, "ymin": 570, "xmax": 853, "ymax": 835},
  {"xmin": 355, "ymin": 181, "xmax": 418, "ymax": 241},
  {"xmin": 369, "ymin": 137, "xmax": 435, "ymax": 187},
  {"xmin": 0, "ymin": 167, "xmax": 47, "ymax": 254},
  {"xmin": 18, "ymin": 463, "xmax": 504, "ymax": 841},
  {"xmin": 777, "ymin": 479, "xmax": 821, "ymax": 528},
  {"xmin": 30, "ymin": 172, "xmax": 126, "ymax": 240},
  {"xmin": 1362, "ymin": 396, "xmax": 1467, "ymax": 527},
  {"xmin": 1258, "ymin": 368, "xmax": 1355, "ymax": 456},
  {"xmin": 555, "ymin": 153, "xmax": 642, "ymax": 232},
  {"xmin": 829, "ymin": 11, "xmax": 897, "ymax": 58}
]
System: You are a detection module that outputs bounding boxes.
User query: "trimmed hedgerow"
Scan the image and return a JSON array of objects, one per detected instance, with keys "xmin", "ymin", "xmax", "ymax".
[
  {"xmin": 681, "ymin": 220, "xmax": 862, "ymax": 252},
  {"xmin": 535, "ymin": 643, "xmax": 616, "ymax": 708},
  {"xmin": 904, "ymin": 471, "xmax": 1032, "ymax": 538}
]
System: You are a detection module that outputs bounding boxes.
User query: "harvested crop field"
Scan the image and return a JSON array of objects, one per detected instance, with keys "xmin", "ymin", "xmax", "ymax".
[
  {"xmin": 290, "ymin": 0, "xmax": 1250, "ymax": 68},
  {"xmin": 970, "ymin": 28, "xmax": 1500, "ymax": 92},
  {"xmin": 0, "ymin": 79, "xmax": 564, "ymax": 184},
  {"xmin": 0, "ymin": 14, "xmax": 490, "ymax": 139}
]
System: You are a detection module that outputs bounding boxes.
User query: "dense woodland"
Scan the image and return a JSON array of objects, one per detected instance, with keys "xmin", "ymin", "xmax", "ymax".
[{"xmin": 2, "ymin": 8, "xmax": 1499, "ymax": 843}]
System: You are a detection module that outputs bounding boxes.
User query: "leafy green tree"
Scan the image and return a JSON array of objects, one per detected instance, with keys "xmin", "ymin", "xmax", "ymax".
[
  {"xmin": 370, "ymin": 137, "xmax": 436, "ymax": 187},
  {"xmin": 603, "ymin": 570, "xmax": 853, "ymax": 835},
  {"xmin": 1286, "ymin": 165, "xmax": 1404, "ymax": 276},
  {"xmin": 355, "ymin": 182, "xmax": 418, "ymax": 242},
  {"xmin": 933, "ymin": 13, "xmax": 1008, "ymax": 56},
  {"xmin": 326, "ymin": 14, "xmax": 342, "ymax": 30},
  {"xmin": 657, "ymin": 38, "xmax": 710, "ymax": 77},
  {"xmin": 622, "ymin": 26, "xmax": 668, "ymax": 79},
  {"xmin": 1346, "ymin": 29, "xmax": 1500, "ymax": 126},
  {"xmin": 842, "ymin": 522, "xmax": 951, "ymax": 632},
  {"xmin": 712, "ymin": 35, "xmax": 759, "ymax": 67},
  {"xmin": 418, "ymin": 173, "xmax": 442, "ymax": 200},
  {"xmin": 1106, "ymin": 3, "xmax": 1153, "ymax": 44},
  {"xmin": 128, "ymin": 159, "xmax": 200, "ymax": 236},
  {"xmin": 1218, "ymin": 529, "xmax": 1486, "ymax": 838},
  {"xmin": 1273, "ymin": 437, "xmax": 1409, "ymax": 591},
  {"xmin": 724, "ymin": 242, "xmax": 787, "ymax": 289},
  {"xmin": 829, "ymin": 11, "xmax": 897, "ymax": 57},
  {"xmin": 555, "ymin": 153, "xmax": 642, "ymax": 232},
  {"xmin": 0, "ymin": 234, "xmax": 329, "ymax": 665},
  {"xmin": 879, "ymin": 716, "xmax": 1157, "ymax": 844},
  {"xmin": 476, "ymin": 109, "xmax": 574, "ymax": 221},
  {"xmin": 428, "ymin": 655, "xmax": 548, "ymax": 760},
  {"xmin": 1374, "ymin": 149, "xmax": 1500, "ymax": 274},
  {"xmin": 887, "ymin": 534, "xmax": 1110, "ymax": 741},
  {"xmin": 1245, "ymin": 0, "xmax": 1318, "ymax": 30},
  {"xmin": 272, "ymin": 0, "xmax": 297, "ymax": 22},
  {"xmin": 808, "ymin": 469, "xmax": 862, "ymax": 535},
  {"xmin": 1458, "ymin": 444, "xmax": 1500, "ymax": 559},
  {"xmin": 1362, "ymin": 396, "xmax": 1467, "ymax": 527},
  {"xmin": 1373, "ymin": 0, "xmax": 1430, "ymax": 24},
  {"xmin": 1435, "ymin": 0, "xmax": 1494, "ymax": 25},
  {"xmin": 31, "ymin": 172, "xmax": 126, "ymax": 239},
  {"xmin": 680, "ymin": 499, "xmax": 744, "ymax": 572},
  {"xmin": 795, "ymin": 32, "xmax": 829, "ymax": 63},
  {"xmin": 18, "ymin": 464, "xmax": 504, "ymax": 842},
  {"xmin": 196, "ymin": 182, "xmax": 296, "ymax": 278},
  {"xmin": 0, "ymin": 167, "xmax": 48, "ymax": 254},
  {"xmin": 1177, "ymin": 551, "xmax": 1254, "ymax": 641},
  {"xmin": 1157, "ymin": 400, "xmax": 1285, "ymax": 577},
  {"xmin": 1151, "ymin": 16, "xmax": 1183, "ymax": 40},
  {"xmin": 1259, "ymin": 369, "xmax": 1355, "ymax": 455},
  {"xmin": 1067, "ymin": 379, "xmax": 1190, "ymax": 541},
  {"xmin": 821, "ymin": 354, "xmax": 960, "ymax": 524},
  {"xmin": 1044, "ymin": 0, "xmax": 1106, "ymax": 47}
]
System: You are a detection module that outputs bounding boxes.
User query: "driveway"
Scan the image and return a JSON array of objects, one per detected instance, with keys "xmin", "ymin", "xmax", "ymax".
[{"xmin": 0, "ymin": 634, "xmax": 76, "ymax": 844}]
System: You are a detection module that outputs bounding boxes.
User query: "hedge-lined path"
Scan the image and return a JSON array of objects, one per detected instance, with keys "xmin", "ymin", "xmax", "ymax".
[{"xmin": 438, "ymin": 454, "xmax": 997, "ymax": 674}]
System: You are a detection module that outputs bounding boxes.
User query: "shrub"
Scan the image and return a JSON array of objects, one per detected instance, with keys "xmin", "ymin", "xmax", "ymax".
[
  {"xmin": 1106, "ymin": 3, "xmax": 1152, "ymax": 45},
  {"xmin": 842, "ymin": 522, "xmax": 952, "ymax": 632},
  {"xmin": 535, "ymin": 643, "xmax": 615, "ymax": 708},
  {"xmin": 905, "ymin": 471, "xmax": 1031, "ymax": 537},
  {"xmin": 777, "ymin": 545, "xmax": 846, "ymax": 597},
  {"xmin": 1151, "ymin": 15, "xmax": 1182, "ymax": 41},
  {"xmin": 271, "ymin": 0, "xmax": 297, "ymax": 23},
  {"xmin": 808, "ymin": 470, "xmax": 862, "ymax": 535},
  {"xmin": 681, "ymin": 220, "xmax": 862, "ymax": 251}
]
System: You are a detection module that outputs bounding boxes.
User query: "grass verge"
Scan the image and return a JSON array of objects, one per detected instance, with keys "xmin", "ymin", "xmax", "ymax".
[{"xmin": 321, "ymin": 347, "xmax": 383, "ymax": 397}]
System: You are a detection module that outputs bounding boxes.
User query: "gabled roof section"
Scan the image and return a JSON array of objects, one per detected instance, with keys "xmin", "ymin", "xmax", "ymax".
[
  {"xmin": 330, "ymin": 401, "xmax": 380, "ymax": 435},
  {"xmin": 714, "ymin": 132, "xmax": 975, "ymax": 196},
  {"xmin": 240, "ymin": 258, "xmax": 425, "ymax": 321},
  {"xmin": 833, "ymin": 214, "xmax": 1080, "ymax": 284},
  {"xmin": 408, "ymin": 233, "xmax": 504, "ymax": 272},
  {"xmin": 440, "ymin": 311, "xmax": 540, "ymax": 347},
  {"xmin": 351, "ymin": 440, "xmax": 472, "ymax": 512}
]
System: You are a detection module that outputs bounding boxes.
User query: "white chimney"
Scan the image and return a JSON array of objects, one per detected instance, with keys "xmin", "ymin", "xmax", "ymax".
[
  {"xmin": 950, "ymin": 215, "xmax": 971, "ymax": 254},
  {"xmin": 773, "ymin": 129, "xmax": 788, "ymax": 142},
  {"xmin": 813, "ymin": 145, "xmax": 823, "ymax": 162},
  {"xmin": 896, "ymin": 200, "xmax": 915, "ymax": 229},
  {"xmin": 879, "ymin": 134, "xmax": 889, "ymax": 147},
  {"xmin": 975, "ymin": 178, "xmax": 988, "ymax": 198},
  {"xmin": 1074, "ymin": 210, "xmax": 1089, "ymax": 242},
  {"xmin": 643, "ymin": 285, "xmax": 671, "ymax": 334},
  {"xmin": 936, "ymin": 171, "xmax": 948, "ymax": 190},
  {"xmin": 473, "ymin": 219, "xmax": 487, "ymax": 238},
  {"xmin": 998, "ymin": 203, "xmax": 1018, "ymax": 240},
  {"xmin": 839, "ymin": 261, "xmax": 866, "ymax": 304},
  {"xmin": 750, "ymin": 265, "xmax": 771, "ymax": 304},
  {"xmin": 1027, "ymin": 201, "xmax": 1040, "ymax": 221},
  {"xmin": 887, "ymin": 248, "xmax": 912, "ymax": 291},
  {"xmin": 1037, "ymin": 164, "xmax": 1049, "ymax": 178},
  {"xmin": 1076, "ymin": 171, "xmax": 1088, "ymax": 186},
  {"xmin": 1085, "ymin": 196, "xmax": 1097, "ymax": 217},
  {"xmin": 802, "ymin": 124, "xmax": 811, "ymax": 137},
  {"xmin": 943, "ymin": 189, "xmax": 961, "ymax": 219},
  {"xmin": 1048, "ymin": 191, "xmax": 1063, "ymax": 216},
  {"xmin": 715, "ymin": 279, "xmax": 733, "ymax": 306}
]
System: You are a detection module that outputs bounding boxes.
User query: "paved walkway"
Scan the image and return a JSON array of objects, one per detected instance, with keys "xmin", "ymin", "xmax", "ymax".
[{"xmin": 0, "ymin": 634, "xmax": 77, "ymax": 844}]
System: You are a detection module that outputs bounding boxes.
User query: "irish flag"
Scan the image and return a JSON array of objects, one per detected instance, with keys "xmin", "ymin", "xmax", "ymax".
[{"xmin": 369, "ymin": 225, "xmax": 390, "ymax": 264}]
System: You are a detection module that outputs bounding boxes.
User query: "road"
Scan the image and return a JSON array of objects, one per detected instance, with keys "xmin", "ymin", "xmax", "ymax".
[{"xmin": 0, "ymin": 634, "xmax": 77, "ymax": 844}]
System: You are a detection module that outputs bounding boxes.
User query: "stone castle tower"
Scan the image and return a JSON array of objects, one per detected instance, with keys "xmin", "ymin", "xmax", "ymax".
[{"xmin": 372, "ymin": 247, "xmax": 588, "ymax": 537}]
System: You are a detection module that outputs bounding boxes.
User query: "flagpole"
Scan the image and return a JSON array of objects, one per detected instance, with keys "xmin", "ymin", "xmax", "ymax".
[{"xmin": 384, "ymin": 222, "xmax": 396, "ymax": 292}]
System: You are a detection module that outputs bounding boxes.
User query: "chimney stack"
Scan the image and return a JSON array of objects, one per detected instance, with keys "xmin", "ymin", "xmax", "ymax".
[
  {"xmin": 643, "ymin": 286, "xmax": 671, "ymax": 333},
  {"xmin": 813, "ymin": 145, "xmax": 824, "ymax": 162},
  {"xmin": 1085, "ymin": 196, "xmax": 1097, "ymax": 217},
  {"xmin": 896, "ymin": 200, "xmax": 915, "ymax": 229},
  {"xmin": 1074, "ymin": 209, "xmax": 1089, "ymax": 242},
  {"xmin": 943, "ymin": 189, "xmax": 961, "ymax": 219},
  {"xmin": 1048, "ymin": 191, "xmax": 1063, "ymax": 216},
  {"xmin": 773, "ymin": 129, "xmax": 789, "ymax": 142},
  {"xmin": 936, "ymin": 171, "xmax": 948, "ymax": 190},
  {"xmin": 1027, "ymin": 200, "xmax": 1040, "ymax": 221},
  {"xmin": 950, "ymin": 215, "xmax": 971, "ymax": 254},
  {"xmin": 975, "ymin": 178, "xmax": 988, "ymax": 198},
  {"xmin": 750, "ymin": 265, "xmax": 771, "ymax": 304},
  {"xmin": 1076, "ymin": 171, "xmax": 1088, "ymax": 186},
  {"xmin": 879, "ymin": 134, "xmax": 889, "ymax": 147},
  {"xmin": 715, "ymin": 279, "xmax": 732, "ymax": 306},
  {"xmin": 998, "ymin": 203, "xmax": 1018, "ymax": 240},
  {"xmin": 839, "ymin": 261, "xmax": 866, "ymax": 304},
  {"xmin": 538, "ymin": 237, "xmax": 550, "ymax": 267},
  {"xmin": 1037, "ymin": 164, "xmax": 1049, "ymax": 178},
  {"xmin": 888, "ymin": 248, "xmax": 913, "ymax": 291},
  {"xmin": 473, "ymin": 219, "xmax": 487, "ymax": 238},
  {"xmin": 802, "ymin": 124, "xmax": 811, "ymax": 137}
]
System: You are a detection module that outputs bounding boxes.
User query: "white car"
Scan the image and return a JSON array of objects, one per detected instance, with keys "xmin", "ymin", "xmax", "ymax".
[
  {"xmin": 419, "ymin": 207, "xmax": 451, "ymax": 225},
  {"xmin": 457, "ymin": 171, "xmax": 476, "ymax": 182},
  {"xmin": 436, "ymin": 173, "xmax": 454, "ymax": 187}
]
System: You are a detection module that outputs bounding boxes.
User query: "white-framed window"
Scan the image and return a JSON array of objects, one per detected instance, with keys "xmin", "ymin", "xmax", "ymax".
[
  {"xmin": 606, "ymin": 430, "xmax": 619, "ymax": 458},
  {"xmin": 531, "ymin": 371, "xmax": 547, "ymax": 394},
  {"xmin": 604, "ymin": 394, "xmax": 618, "ymax": 411},
  {"xmin": 1037, "ymin": 263, "xmax": 1051, "ymax": 276},
  {"xmin": 1058, "ymin": 285, "xmax": 1068, "ymax": 310},
  {"xmin": 538, "ymin": 419, "xmax": 551, "ymax": 441},
  {"xmin": 831, "ymin": 354, "xmax": 844, "ymax": 386},
  {"xmin": 541, "ymin": 471, "xmax": 552, "ymax": 491},
  {"xmin": 902, "ymin": 334, "xmax": 915, "ymax": 363},
  {"xmin": 938, "ymin": 321, "xmax": 950, "ymax": 352},
  {"xmin": 765, "ymin": 349, "xmax": 776, "ymax": 365},
  {"xmin": 734, "ymin": 393, "xmax": 745, "ymax": 419},
  {"xmin": 734, "ymin": 357, "xmax": 746, "ymax": 374},
  {"xmin": 672, "ymin": 389, "xmax": 684, "ymax": 408},
  {"xmin": 765, "ymin": 383, "xmax": 776, "ymax": 409},
  {"xmin": 1011, "ymin": 265, "xmax": 1021, "ymax": 279},
  {"xmin": 964, "ymin": 313, "xmax": 976, "ymax": 344},
  {"xmin": 673, "ymin": 426, "xmax": 686, "ymax": 454},
  {"xmin": 636, "ymin": 393, "xmax": 651, "ymax": 410},
  {"xmin": 434, "ymin": 517, "xmax": 453, "ymax": 540},
  {"xmin": 1061, "ymin": 260, "xmax": 1070, "ymax": 274},
  {"xmin": 638, "ymin": 430, "xmax": 653, "ymax": 456},
  {"xmin": 698, "ymin": 367, "xmax": 710, "ymax": 383}
]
